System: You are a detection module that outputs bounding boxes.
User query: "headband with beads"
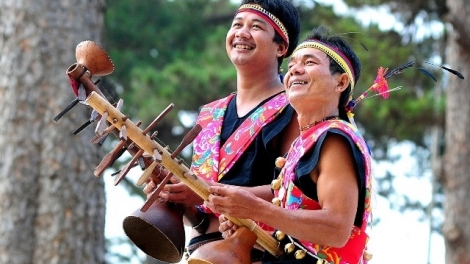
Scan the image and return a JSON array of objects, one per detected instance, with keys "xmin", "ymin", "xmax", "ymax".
[
  {"xmin": 292, "ymin": 39, "xmax": 356, "ymax": 102},
  {"xmin": 290, "ymin": 40, "xmax": 465, "ymax": 126},
  {"xmin": 236, "ymin": 4, "xmax": 289, "ymax": 48}
]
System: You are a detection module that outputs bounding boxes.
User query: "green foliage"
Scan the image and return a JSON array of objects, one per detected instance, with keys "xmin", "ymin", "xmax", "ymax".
[
  {"xmin": 102, "ymin": 0, "xmax": 446, "ymax": 166},
  {"xmin": 100, "ymin": 0, "xmax": 452, "ymax": 260},
  {"xmin": 104, "ymin": 0, "xmax": 238, "ymax": 153}
]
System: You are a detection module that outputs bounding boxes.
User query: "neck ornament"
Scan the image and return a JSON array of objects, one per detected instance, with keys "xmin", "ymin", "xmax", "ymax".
[{"xmin": 299, "ymin": 115, "xmax": 339, "ymax": 132}]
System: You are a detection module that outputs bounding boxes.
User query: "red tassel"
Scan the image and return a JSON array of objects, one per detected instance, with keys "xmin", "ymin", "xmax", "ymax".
[
  {"xmin": 68, "ymin": 76, "xmax": 80, "ymax": 96},
  {"xmin": 372, "ymin": 67, "xmax": 390, "ymax": 99}
]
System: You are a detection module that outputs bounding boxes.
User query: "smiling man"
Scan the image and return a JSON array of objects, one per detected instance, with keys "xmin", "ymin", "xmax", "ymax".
[
  {"xmin": 143, "ymin": 0, "xmax": 301, "ymax": 262},
  {"xmin": 206, "ymin": 26, "xmax": 374, "ymax": 264}
]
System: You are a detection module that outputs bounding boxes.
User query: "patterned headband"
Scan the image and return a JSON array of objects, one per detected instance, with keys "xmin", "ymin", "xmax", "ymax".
[
  {"xmin": 236, "ymin": 4, "xmax": 289, "ymax": 48},
  {"xmin": 293, "ymin": 40, "xmax": 356, "ymax": 100}
]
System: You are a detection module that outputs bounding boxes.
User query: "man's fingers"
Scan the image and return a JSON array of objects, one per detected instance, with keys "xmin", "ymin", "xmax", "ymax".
[
  {"xmin": 169, "ymin": 175, "xmax": 180, "ymax": 184},
  {"xmin": 143, "ymin": 181, "xmax": 156, "ymax": 194},
  {"xmin": 219, "ymin": 214, "xmax": 227, "ymax": 222}
]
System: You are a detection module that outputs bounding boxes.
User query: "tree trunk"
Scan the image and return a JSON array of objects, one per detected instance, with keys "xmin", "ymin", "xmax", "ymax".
[
  {"xmin": 0, "ymin": 0, "xmax": 107, "ymax": 263},
  {"xmin": 442, "ymin": 0, "xmax": 470, "ymax": 263}
]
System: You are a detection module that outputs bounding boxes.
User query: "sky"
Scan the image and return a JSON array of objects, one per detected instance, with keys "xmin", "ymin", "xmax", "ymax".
[{"xmin": 104, "ymin": 141, "xmax": 445, "ymax": 264}]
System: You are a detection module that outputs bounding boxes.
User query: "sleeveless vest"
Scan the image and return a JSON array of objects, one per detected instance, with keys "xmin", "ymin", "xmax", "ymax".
[
  {"xmin": 192, "ymin": 92, "xmax": 289, "ymax": 232},
  {"xmin": 274, "ymin": 120, "xmax": 372, "ymax": 264},
  {"xmin": 191, "ymin": 92, "xmax": 288, "ymax": 182}
]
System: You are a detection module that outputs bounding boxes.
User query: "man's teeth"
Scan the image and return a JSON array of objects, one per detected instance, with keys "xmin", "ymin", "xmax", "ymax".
[
  {"xmin": 289, "ymin": 81, "xmax": 307, "ymax": 88},
  {"xmin": 234, "ymin": 45, "xmax": 252, "ymax": 50}
]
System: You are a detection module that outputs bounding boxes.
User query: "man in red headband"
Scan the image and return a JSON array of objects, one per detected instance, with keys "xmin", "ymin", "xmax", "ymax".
[
  {"xmin": 206, "ymin": 26, "xmax": 373, "ymax": 264},
  {"xmin": 143, "ymin": 0, "xmax": 301, "ymax": 262}
]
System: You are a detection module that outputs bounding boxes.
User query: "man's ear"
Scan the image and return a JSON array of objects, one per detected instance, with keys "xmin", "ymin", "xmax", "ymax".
[
  {"xmin": 277, "ymin": 42, "xmax": 288, "ymax": 58},
  {"xmin": 336, "ymin": 73, "xmax": 350, "ymax": 92}
]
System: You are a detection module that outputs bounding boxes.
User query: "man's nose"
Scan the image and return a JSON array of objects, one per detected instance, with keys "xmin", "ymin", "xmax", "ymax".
[{"xmin": 235, "ymin": 26, "xmax": 250, "ymax": 40}]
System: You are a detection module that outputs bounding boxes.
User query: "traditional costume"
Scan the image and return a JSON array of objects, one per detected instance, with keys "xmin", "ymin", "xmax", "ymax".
[
  {"xmin": 187, "ymin": 91, "xmax": 295, "ymax": 259},
  {"xmin": 268, "ymin": 119, "xmax": 372, "ymax": 264},
  {"xmin": 261, "ymin": 31, "xmax": 463, "ymax": 264},
  {"xmin": 186, "ymin": 3, "xmax": 295, "ymax": 260}
]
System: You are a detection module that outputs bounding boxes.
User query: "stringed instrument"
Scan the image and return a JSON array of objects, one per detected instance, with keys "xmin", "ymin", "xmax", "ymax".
[{"xmin": 55, "ymin": 40, "xmax": 284, "ymax": 264}]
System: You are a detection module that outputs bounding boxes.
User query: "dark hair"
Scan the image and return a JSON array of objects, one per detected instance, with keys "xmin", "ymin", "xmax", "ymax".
[
  {"xmin": 303, "ymin": 26, "xmax": 362, "ymax": 121},
  {"xmin": 240, "ymin": 0, "xmax": 301, "ymax": 66}
]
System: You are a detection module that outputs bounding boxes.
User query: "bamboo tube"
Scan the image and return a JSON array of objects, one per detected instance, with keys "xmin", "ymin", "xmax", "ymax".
[{"xmin": 85, "ymin": 91, "xmax": 283, "ymax": 258}]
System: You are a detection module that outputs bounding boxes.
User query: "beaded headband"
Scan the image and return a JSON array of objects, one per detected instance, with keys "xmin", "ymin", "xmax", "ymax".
[
  {"xmin": 236, "ymin": 4, "xmax": 289, "ymax": 48},
  {"xmin": 290, "ymin": 36, "xmax": 464, "ymax": 127},
  {"xmin": 293, "ymin": 40, "xmax": 356, "ymax": 101}
]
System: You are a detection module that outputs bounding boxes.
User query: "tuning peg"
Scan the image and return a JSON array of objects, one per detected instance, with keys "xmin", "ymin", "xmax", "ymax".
[
  {"xmin": 149, "ymin": 149, "xmax": 161, "ymax": 163},
  {"xmin": 114, "ymin": 148, "xmax": 144, "ymax": 186},
  {"xmin": 110, "ymin": 162, "xmax": 139, "ymax": 177},
  {"xmin": 73, "ymin": 109, "xmax": 100, "ymax": 135},
  {"xmin": 136, "ymin": 161, "xmax": 159, "ymax": 186},
  {"xmin": 140, "ymin": 172, "xmax": 173, "ymax": 212},
  {"xmin": 94, "ymin": 139, "xmax": 128, "ymax": 177},
  {"xmin": 90, "ymin": 133, "xmax": 109, "ymax": 146},
  {"xmin": 119, "ymin": 125, "xmax": 127, "ymax": 140},
  {"xmin": 136, "ymin": 149, "xmax": 163, "ymax": 186},
  {"xmin": 77, "ymin": 83, "xmax": 87, "ymax": 100},
  {"xmin": 170, "ymin": 124, "xmax": 202, "ymax": 159},
  {"xmin": 54, "ymin": 98, "xmax": 79, "ymax": 122},
  {"xmin": 142, "ymin": 103, "xmax": 174, "ymax": 135},
  {"xmin": 137, "ymin": 156, "xmax": 147, "ymax": 170},
  {"xmin": 53, "ymin": 84, "xmax": 87, "ymax": 122},
  {"xmin": 95, "ymin": 111, "xmax": 109, "ymax": 136}
]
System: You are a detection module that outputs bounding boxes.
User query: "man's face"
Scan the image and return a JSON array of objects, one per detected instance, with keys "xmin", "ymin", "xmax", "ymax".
[
  {"xmin": 226, "ymin": 11, "xmax": 284, "ymax": 68},
  {"xmin": 284, "ymin": 47, "xmax": 347, "ymax": 110}
]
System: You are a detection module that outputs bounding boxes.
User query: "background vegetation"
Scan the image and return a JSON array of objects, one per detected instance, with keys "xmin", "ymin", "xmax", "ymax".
[{"xmin": 1, "ymin": 0, "xmax": 468, "ymax": 263}]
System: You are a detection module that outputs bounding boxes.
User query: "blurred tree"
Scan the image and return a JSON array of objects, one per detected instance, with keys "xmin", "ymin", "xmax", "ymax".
[
  {"xmin": 0, "ymin": 1, "xmax": 106, "ymax": 263},
  {"xmin": 441, "ymin": 0, "xmax": 470, "ymax": 263}
]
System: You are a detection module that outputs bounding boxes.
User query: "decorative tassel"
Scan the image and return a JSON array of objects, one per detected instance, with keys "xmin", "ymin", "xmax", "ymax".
[
  {"xmin": 372, "ymin": 67, "xmax": 390, "ymax": 98},
  {"xmin": 345, "ymin": 60, "xmax": 464, "ymax": 112},
  {"xmin": 69, "ymin": 76, "xmax": 81, "ymax": 96}
]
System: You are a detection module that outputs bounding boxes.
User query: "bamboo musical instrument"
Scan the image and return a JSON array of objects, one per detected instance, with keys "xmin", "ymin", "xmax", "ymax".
[
  {"xmin": 57, "ymin": 40, "xmax": 284, "ymax": 263},
  {"xmin": 84, "ymin": 91, "xmax": 284, "ymax": 258}
]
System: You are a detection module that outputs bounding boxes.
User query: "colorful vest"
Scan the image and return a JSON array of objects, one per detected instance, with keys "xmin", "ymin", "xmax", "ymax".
[
  {"xmin": 191, "ymin": 92, "xmax": 288, "ymax": 182},
  {"xmin": 192, "ymin": 92, "xmax": 289, "ymax": 231},
  {"xmin": 274, "ymin": 120, "xmax": 372, "ymax": 264}
]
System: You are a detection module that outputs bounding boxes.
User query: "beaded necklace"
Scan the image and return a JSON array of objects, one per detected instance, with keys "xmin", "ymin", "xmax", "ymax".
[{"xmin": 299, "ymin": 115, "xmax": 339, "ymax": 132}]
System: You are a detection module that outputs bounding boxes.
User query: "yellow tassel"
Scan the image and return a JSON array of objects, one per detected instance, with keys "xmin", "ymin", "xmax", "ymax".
[{"xmin": 347, "ymin": 111, "xmax": 357, "ymax": 127}]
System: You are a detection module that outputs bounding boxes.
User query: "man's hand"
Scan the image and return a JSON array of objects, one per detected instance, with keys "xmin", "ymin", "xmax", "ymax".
[
  {"xmin": 143, "ymin": 175, "xmax": 204, "ymax": 207},
  {"xmin": 204, "ymin": 185, "xmax": 260, "ymax": 220},
  {"xmin": 218, "ymin": 215, "xmax": 238, "ymax": 239}
]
